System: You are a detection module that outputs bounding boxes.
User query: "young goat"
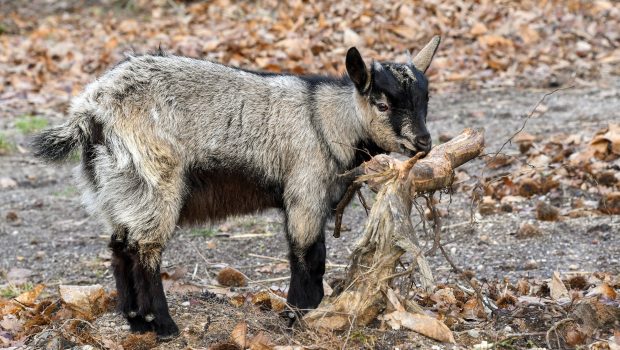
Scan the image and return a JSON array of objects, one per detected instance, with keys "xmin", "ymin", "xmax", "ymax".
[{"xmin": 32, "ymin": 36, "xmax": 441, "ymax": 339}]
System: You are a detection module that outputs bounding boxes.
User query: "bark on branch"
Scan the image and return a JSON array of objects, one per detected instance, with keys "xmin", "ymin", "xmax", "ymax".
[{"xmin": 304, "ymin": 128, "xmax": 484, "ymax": 330}]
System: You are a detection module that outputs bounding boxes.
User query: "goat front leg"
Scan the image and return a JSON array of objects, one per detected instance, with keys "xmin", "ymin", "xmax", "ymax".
[{"xmin": 284, "ymin": 203, "xmax": 327, "ymax": 317}]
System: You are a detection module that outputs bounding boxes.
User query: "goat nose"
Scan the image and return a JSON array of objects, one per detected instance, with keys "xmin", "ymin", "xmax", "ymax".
[{"xmin": 415, "ymin": 135, "xmax": 432, "ymax": 152}]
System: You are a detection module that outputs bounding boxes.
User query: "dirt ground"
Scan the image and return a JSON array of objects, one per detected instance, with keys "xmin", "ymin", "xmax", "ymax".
[{"xmin": 1, "ymin": 78, "xmax": 619, "ymax": 349}]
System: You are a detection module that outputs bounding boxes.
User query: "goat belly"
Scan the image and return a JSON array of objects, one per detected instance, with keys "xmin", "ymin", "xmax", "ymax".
[{"xmin": 178, "ymin": 167, "xmax": 283, "ymax": 225}]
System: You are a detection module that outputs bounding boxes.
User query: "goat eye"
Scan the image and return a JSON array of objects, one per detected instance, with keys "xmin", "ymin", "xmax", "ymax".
[{"xmin": 376, "ymin": 103, "xmax": 389, "ymax": 112}]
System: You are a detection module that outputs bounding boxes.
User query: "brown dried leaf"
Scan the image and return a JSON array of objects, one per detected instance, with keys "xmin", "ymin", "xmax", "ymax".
[
  {"xmin": 382, "ymin": 311, "xmax": 455, "ymax": 343},
  {"xmin": 586, "ymin": 283, "xmax": 618, "ymax": 300},
  {"xmin": 59, "ymin": 284, "xmax": 105, "ymax": 319},
  {"xmin": 231, "ymin": 321, "xmax": 247, "ymax": 349},
  {"xmin": 14, "ymin": 284, "xmax": 45, "ymax": 306},
  {"xmin": 249, "ymin": 331, "xmax": 274, "ymax": 350},
  {"xmin": 550, "ymin": 272, "xmax": 570, "ymax": 301}
]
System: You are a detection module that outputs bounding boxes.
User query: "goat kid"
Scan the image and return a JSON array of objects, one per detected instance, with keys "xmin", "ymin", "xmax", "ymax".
[{"xmin": 32, "ymin": 36, "xmax": 441, "ymax": 339}]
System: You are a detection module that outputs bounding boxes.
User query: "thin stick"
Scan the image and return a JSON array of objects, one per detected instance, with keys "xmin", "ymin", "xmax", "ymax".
[
  {"xmin": 493, "ymin": 86, "xmax": 574, "ymax": 158},
  {"xmin": 248, "ymin": 276, "xmax": 291, "ymax": 284},
  {"xmin": 545, "ymin": 318, "xmax": 574, "ymax": 350},
  {"xmin": 341, "ymin": 315, "xmax": 357, "ymax": 350},
  {"xmin": 189, "ymin": 241, "xmax": 213, "ymax": 279},
  {"xmin": 357, "ymin": 190, "xmax": 371, "ymax": 214},
  {"xmin": 248, "ymin": 253, "xmax": 288, "ymax": 263},
  {"xmin": 333, "ymin": 182, "xmax": 362, "ymax": 238},
  {"xmin": 248, "ymin": 253, "xmax": 346, "ymax": 268}
]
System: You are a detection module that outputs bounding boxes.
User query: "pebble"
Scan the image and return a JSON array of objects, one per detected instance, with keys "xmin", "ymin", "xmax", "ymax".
[
  {"xmin": 121, "ymin": 324, "xmax": 130, "ymax": 331},
  {"xmin": 0, "ymin": 177, "xmax": 18, "ymax": 189},
  {"xmin": 524, "ymin": 259, "xmax": 539, "ymax": 270},
  {"xmin": 575, "ymin": 41, "xmax": 592, "ymax": 57},
  {"xmin": 467, "ymin": 329, "xmax": 480, "ymax": 338},
  {"xmin": 182, "ymin": 301, "xmax": 190, "ymax": 306}
]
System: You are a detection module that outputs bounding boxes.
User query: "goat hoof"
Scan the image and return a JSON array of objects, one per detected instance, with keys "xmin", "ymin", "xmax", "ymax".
[
  {"xmin": 279, "ymin": 310, "xmax": 298, "ymax": 328},
  {"xmin": 128, "ymin": 317, "xmax": 153, "ymax": 333},
  {"xmin": 127, "ymin": 311, "xmax": 138, "ymax": 318},
  {"xmin": 155, "ymin": 320, "xmax": 179, "ymax": 341}
]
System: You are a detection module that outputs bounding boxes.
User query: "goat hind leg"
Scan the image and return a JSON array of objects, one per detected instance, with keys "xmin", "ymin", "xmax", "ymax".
[
  {"xmin": 110, "ymin": 233, "xmax": 152, "ymax": 333},
  {"xmin": 130, "ymin": 245, "xmax": 179, "ymax": 340}
]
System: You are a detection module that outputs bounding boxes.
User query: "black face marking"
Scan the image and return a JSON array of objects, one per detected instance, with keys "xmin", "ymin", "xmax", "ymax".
[{"xmin": 369, "ymin": 62, "xmax": 431, "ymax": 151}]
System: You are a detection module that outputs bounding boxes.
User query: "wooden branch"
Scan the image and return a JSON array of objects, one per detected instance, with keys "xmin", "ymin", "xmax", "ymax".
[
  {"xmin": 307, "ymin": 128, "xmax": 484, "ymax": 331},
  {"xmin": 357, "ymin": 128, "xmax": 485, "ymax": 195}
]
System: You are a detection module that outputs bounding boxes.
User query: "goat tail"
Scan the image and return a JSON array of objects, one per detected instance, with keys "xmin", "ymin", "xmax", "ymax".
[{"xmin": 31, "ymin": 110, "xmax": 93, "ymax": 162}]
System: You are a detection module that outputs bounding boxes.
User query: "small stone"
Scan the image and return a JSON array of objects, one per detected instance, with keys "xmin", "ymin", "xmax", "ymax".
[
  {"xmin": 575, "ymin": 41, "xmax": 592, "ymax": 57},
  {"xmin": 467, "ymin": 329, "xmax": 480, "ymax": 338},
  {"xmin": 524, "ymin": 259, "xmax": 539, "ymax": 270},
  {"xmin": 0, "ymin": 177, "xmax": 18, "ymax": 189},
  {"xmin": 121, "ymin": 324, "xmax": 130, "ymax": 331},
  {"xmin": 569, "ymin": 264, "xmax": 579, "ymax": 270},
  {"xmin": 181, "ymin": 301, "xmax": 190, "ymax": 306},
  {"xmin": 503, "ymin": 325, "xmax": 513, "ymax": 333}
]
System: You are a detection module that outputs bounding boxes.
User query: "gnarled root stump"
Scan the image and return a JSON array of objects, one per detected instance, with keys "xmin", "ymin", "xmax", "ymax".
[{"xmin": 304, "ymin": 128, "xmax": 484, "ymax": 330}]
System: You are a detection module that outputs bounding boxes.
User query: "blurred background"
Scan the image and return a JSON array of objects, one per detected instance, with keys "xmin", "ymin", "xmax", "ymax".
[{"xmin": 1, "ymin": 0, "xmax": 618, "ymax": 118}]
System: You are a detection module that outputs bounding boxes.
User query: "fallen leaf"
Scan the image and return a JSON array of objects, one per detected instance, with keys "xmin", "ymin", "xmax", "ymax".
[
  {"xmin": 382, "ymin": 311, "xmax": 455, "ymax": 343},
  {"xmin": 249, "ymin": 331, "xmax": 273, "ymax": 350},
  {"xmin": 231, "ymin": 321, "xmax": 247, "ymax": 349},
  {"xmin": 59, "ymin": 284, "xmax": 106, "ymax": 319},
  {"xmin": 0, "ymin": 315, "xmax": 22, "ymax": 333},
  {"xmin": 14, "ymin": 284, "xmax": 45, "ymax": 306},
  {"xmin": 550, "ymin": 272, "xmax": 570, "ymax": 301},
  {"xmin": 586, "ymin": 283, "xmax": 617, "ymax": 300}
]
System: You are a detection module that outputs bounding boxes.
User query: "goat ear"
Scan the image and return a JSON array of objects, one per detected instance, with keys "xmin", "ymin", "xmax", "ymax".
[
  {"xmin": 346, "ymin": 47, "xmax": 370, "ymax": 93},
  {"xmin": 412, "ymin": 35, "xmax": 441, "ymax": 73}
]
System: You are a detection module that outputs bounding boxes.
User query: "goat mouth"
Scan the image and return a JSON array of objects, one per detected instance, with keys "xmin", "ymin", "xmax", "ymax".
[{"xmin": 398, "ymin": 140, "xmax": 420, "ymax": 157}]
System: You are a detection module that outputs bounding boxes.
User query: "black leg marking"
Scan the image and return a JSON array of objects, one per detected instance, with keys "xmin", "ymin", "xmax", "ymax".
[
  {"xmin": 130, "ymin": 249, "xmax": 179, "ymax": 340},
  {"xmin": 286, "ymin": 234, "xmax": 326, "ymax": 314},
  {"xmin": 109, "ymin": 239, "xmax": 151, "ymax": 333}
]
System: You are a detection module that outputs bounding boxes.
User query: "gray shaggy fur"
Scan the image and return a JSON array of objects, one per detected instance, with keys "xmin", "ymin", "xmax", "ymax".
[{"xmin": 32, "ymin": 36, "xmax": 441, "ymax": 336}]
